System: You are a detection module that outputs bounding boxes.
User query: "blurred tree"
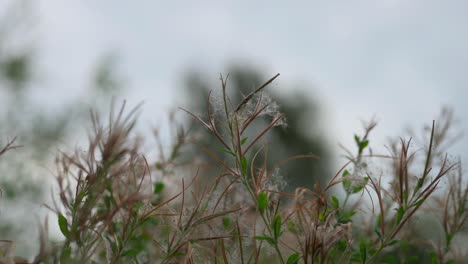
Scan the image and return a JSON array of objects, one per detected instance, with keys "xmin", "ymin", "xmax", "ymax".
[
  {"xmin": 0, "ymin": 1, "xmax": 124, "ymax": 258},
  {"xmin": 181, "ymin": 65, "xmax": 333, "ymax": 191}
]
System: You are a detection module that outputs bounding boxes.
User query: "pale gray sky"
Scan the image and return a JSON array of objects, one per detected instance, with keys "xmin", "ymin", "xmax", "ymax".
[{"xmin": 7, "ymin": 0, "xmax": 468, "ymax": 166}]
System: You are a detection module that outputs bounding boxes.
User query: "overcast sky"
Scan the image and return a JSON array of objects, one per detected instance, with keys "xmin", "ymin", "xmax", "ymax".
[{"xmin": 3, "ymin": 0, "xmax": 468, "ymax": 168}]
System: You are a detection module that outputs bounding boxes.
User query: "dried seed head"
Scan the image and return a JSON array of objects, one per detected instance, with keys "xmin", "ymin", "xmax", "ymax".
[
  {"xmin": 242, "ymin": 92, "xmax": 287, "ymax": 128},
  {"xmin": 261, "ymin": 168, "xmax": 287, "ymax": 192}
]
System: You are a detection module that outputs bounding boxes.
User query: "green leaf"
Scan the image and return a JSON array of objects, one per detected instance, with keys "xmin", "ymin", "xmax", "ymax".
[
  {"xmin": 139, "ymin": 216, "xmax": 158, "ymax": 227},
  {"xmin": 223, "ymin": 216, "xmax": 232, "ymax": 230},
  {"xmin": 360, "ymin": 140, "xmax": 369, "ymax": 151},
  {"xmin": 338, "ymin": 210, "xmax": 356, "ymax": 224},
  {"xmin": 220, "ymin": 148, "xmax": 236, "ymax": 157},
  {"xmin": 153, "ymin": 182, "xmax": 165, "ymax": 194},
  {"xmin": 336, "ymin": 240, "xmax": 348, "ymax": 251},
  {"xmin": 446, "ymin": 233, "xmax": 453, "ymax": 245},
  {"xmin": 134, "ymin": 201, "xmax": 144, "ymax": 214},
  {"xmin": 254, "ymin": 235, "xmax": 276, "ymax": 246},
  {"xmin": 240, "ymin": 137, "xmax": 248, "ymax": 145},
  {"xmin": 354, "ymin": 135, "xmax": 361, "ymax": 147},
  {"xmin": 343, "ymin": 211, "xmax": 356, "ymax": 218},
  {"xmin": 106, "ymin": 234, "xmax": 117, "ymax": 253},
  {"xmin": 258, "ymin": 191, "xmax": 268, "ymax": 215},
  {"xmin": 350, "ymin": 252, "xmax": 362, "ymax": 262},
  {"xmin": 58, "ymin": 214, "xmax": 70, "ymax": 239},
  {"xmin": 376, "ymin": 213, "xmax": 382, "ymax": 227},
  {"xmin": 395, "ymin": 207, "xmax": 405, "ymax": 225},
  {"xmin": 117, "ymin": 235, "xmax": 123, "ymax": 251},
  {"xmin": 416, "ymin": 177, "xmax": 424, "ymax": 189},
  {"xmin": 412, "ymin": 199, "xmax": 424, "ymax": 208},
  {"xmin": 374, "ymin": 229, "xmax": 382, "ymax": 241},
  {"xmin": 360, "ymin": 238, "xmax": 367, "ymax": 264},
  {"xmin": 272, "ymin": 215, "xmax": 282, "ymax": 240},
  {"xmin": 104, "ymin": 194, "xmax": 112, "ymax": 209},
  {"xmin": 342, "ymin": 179, "xmax": 351, "ymax": 191},
  {"xmin": 342, "ymin": 169, "xmax": 350, "ymax": 177},
  {"xmin": 287, "ymin": 253, "xmax": 301, "ymax": 264},
  {"xmin": 60, "ymin": 246, "xmax": 72, "ymax": 263},
  {"xmin": 382, "ymin": 255, "xmax": 397, "ymax": 264},
  {"xmin": 241, "ymin": 156, "xmax": 248, "ymax": 176},
  {"xmin": 351, "ymin": 185, "xmax": 364, "ymax": 194},
  {"xmin": 342, "ymin": 170, "xmax": 351, "ymax": 191},
  {"xmin": 430, "ymin": 252, "xmax": 439, "ymax": 264},
  {"xmin": 319, "ymin": 211, "xmax": 326, "ymax": 222},
  {"xmin": 331, "ymin": 196, "xmax": 340, "ymax": 209},
  {"xmin": 122, "ymin": 248, "xmax": 142, "ymax": 257}
]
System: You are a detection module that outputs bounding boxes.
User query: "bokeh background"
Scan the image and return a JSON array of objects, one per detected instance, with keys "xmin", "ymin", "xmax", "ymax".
[{"xmin": 1, "ymin": 0, "xmax": 467, "ymax": 258}]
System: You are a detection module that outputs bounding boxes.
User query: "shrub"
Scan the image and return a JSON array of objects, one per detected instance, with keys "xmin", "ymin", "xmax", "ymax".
[{"xmin": 3, "ymin": 74, "xmax": 466, "ymax": 263}]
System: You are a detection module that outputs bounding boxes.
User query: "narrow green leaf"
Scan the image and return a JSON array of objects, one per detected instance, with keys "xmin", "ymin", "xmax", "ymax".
[
  {"xmin": 106, "ymin": 235, "xmax": 117, "ymax": 253},
  {"xmin": 412, "ymin": 199, "xmax": 424, "ymax": 208},
  {"xmin": 220, "ymin": 148, "xmax": 236, "ymax": 157},
  {"xmin": 360, "ymin": 238, "xmax": 367, "ymax": 264},
  {"xmin": 58, "ymin": 214, "xmax": 70, "ymax": 239},
  {"xmin": 319, "ymin": 211, "xmax": 326, "ymax": 222},
  {"xmin": 383, "ymin": 255, "xmax": 397, "ymax": 264},
  {"xmin": 139, "ymin": 216, "xmax": 158, "ymax": 227},
  {"xmin": 273, "ymin": 215, "xmax": 282, "ymax": 240},
  {"xmin": 258, "ymin": 191, "xmax": 268, "ymax": 215},
  {"xmin": 395, "ymin": 207, "xmax": 405, "ymax": 225},
  {"xmin": 374, "ymin": 229, "xmax": 382, "ymax": 241},
  {"xmin": 60, "ymin": 246, "xmax": 72, "ymax": 263},
  {"xmin": 338, "ymin": 210, "xmax": 356, "ymax": 223},
  {"xmin": 446, "ymin": 233, "xmax": 453, "ymax": 245},
  {"xmin": 240, "ymin": 137, "xmax": 248, "ymax": 145},
  {"xmin": 117, "ymin": 235, "xmax": 123, "ymax": 251},
  {"xmin": 354, "ymin": 135, "xmax": 361, "ymax": 147},
  {"xmin": 287, "ymin": 253, "xmax": 301, "ymax": 264},
  {"xmin": 336, "ymin": 240, "xmax": 348, "ymax": 251},
  {"xmin": 122, "ymin": 248, "xmax": 142, "ymax": 257},
  {"xmin": 430, "ymin": 252, "xmax": 439, "ymax": 264},
  {"xmin": 104, "ymin": 195, "xmax": 112, "ymax": 209},
  {"xmin": 416, "ymin": 177, "xmax": 424, "ymax": 189},
  {"xmin": 376, "ymin": 213, "xmax": 382, "ymax": 227},
  {"xmin": 241, "ymin": 156, "xmax": 248, "ymax": 176},
  {"xmin": 331, "ymin": 196, "xmax": 340, "ymax": 209},
  {"xmin": 254, "ymin": 235, "xmax": 276, "ymax": 246}
]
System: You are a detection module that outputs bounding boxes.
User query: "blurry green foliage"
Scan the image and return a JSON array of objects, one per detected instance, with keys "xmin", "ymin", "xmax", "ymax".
[{"xmin": 0, "ymin": 52, "xmax": 31, "ymax": 90}]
